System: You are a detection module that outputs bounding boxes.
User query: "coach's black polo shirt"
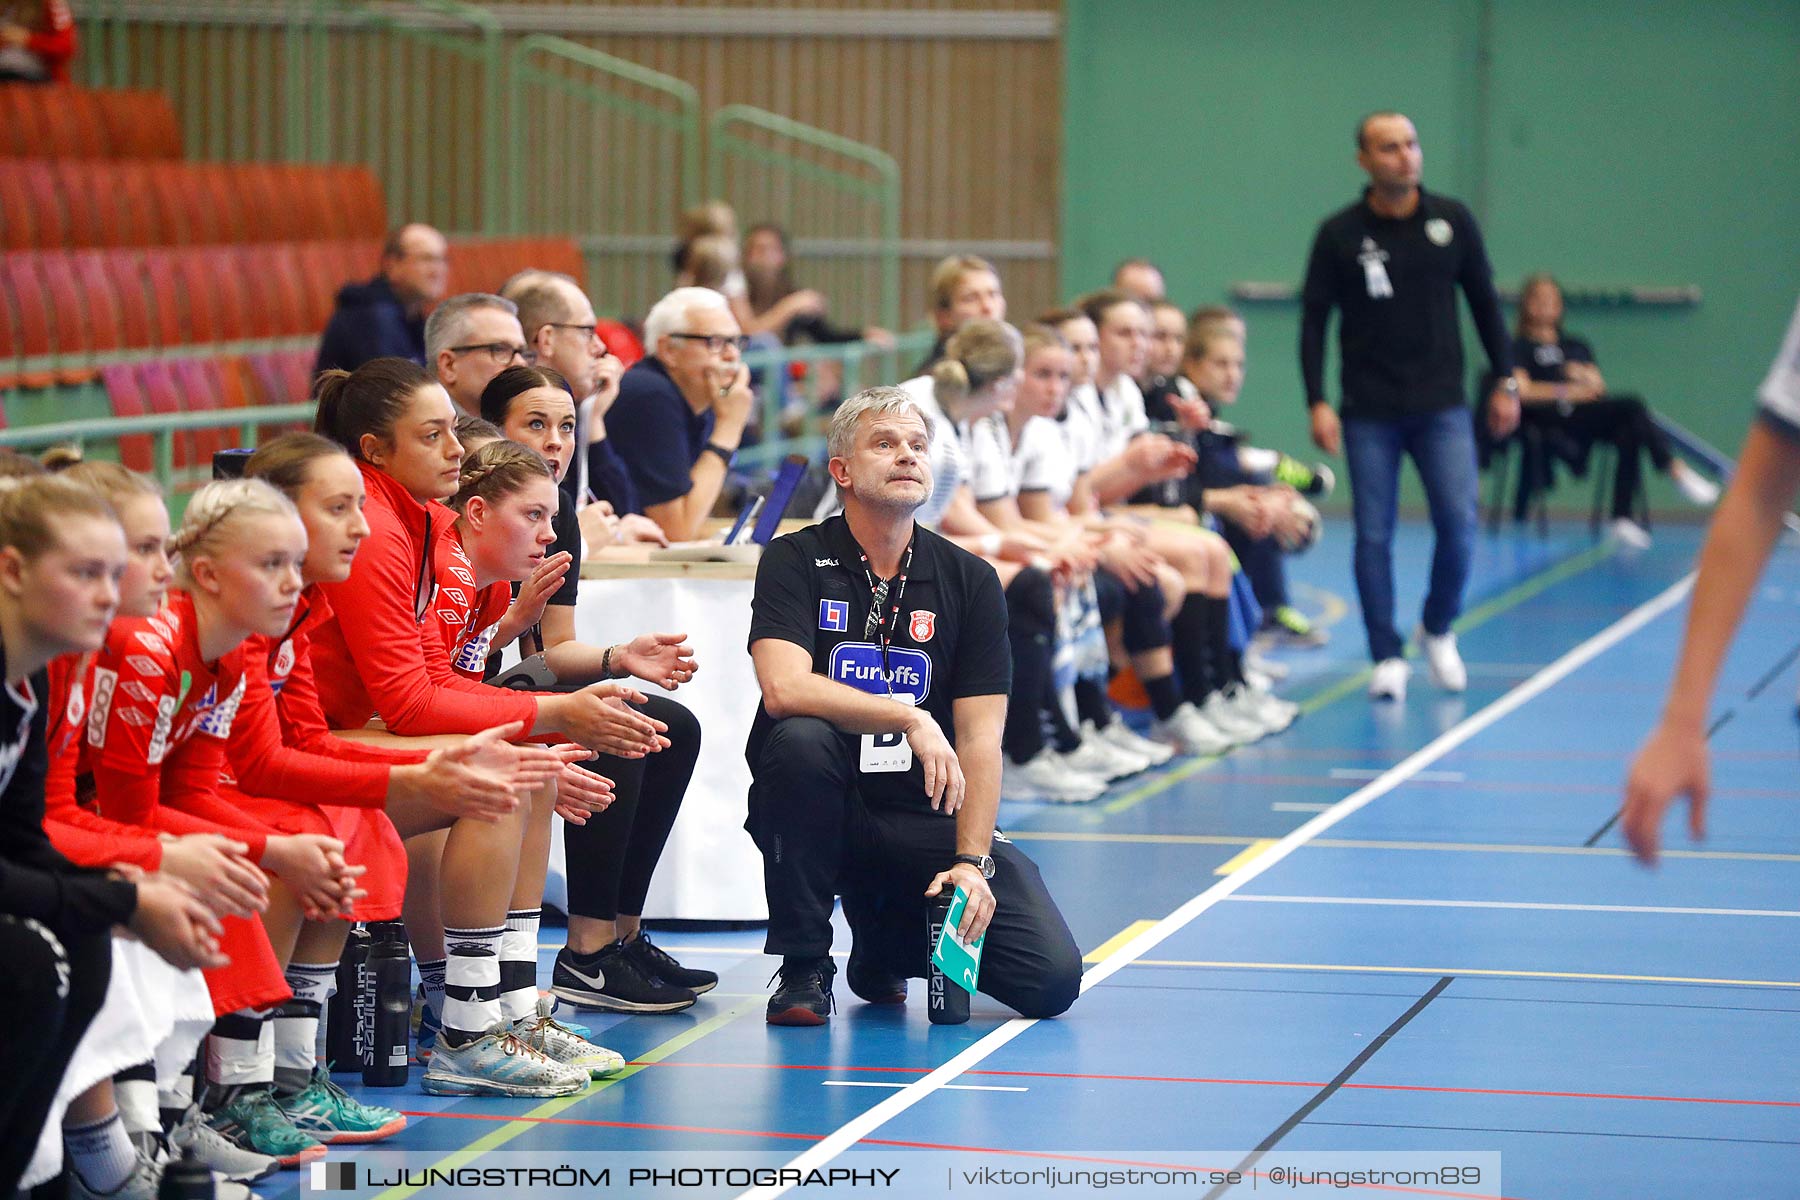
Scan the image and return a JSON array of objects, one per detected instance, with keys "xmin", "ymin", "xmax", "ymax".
[{"xmin": 747, "ymin": 514, "xmax": 1010, "ymax": 811}]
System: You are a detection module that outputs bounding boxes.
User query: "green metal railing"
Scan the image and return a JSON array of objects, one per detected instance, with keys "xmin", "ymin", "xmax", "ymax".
[
  {"xmin": 708, "ymin": 105, "xmax": 903, "ymax": 334},
  {"xmin": 0, "ymin": 404, "xmax": 315, "ymax": 486}
]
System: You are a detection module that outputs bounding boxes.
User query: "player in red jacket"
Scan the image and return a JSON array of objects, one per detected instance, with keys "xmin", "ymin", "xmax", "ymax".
[
  {"xmin": 0, "ymin": 1, "xmax": 74, "ymax": 83},
  {"xmin": 309, "ymin": 359, "xmax": 652, "ymax": 1098},
  {"xmin": 84, "ymin": 480, "xmax": 360, "ymax": 1167}
]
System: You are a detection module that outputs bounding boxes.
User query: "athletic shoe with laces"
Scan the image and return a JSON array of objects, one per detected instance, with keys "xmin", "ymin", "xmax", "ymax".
[
  {"xmin": 623, "ymin": 929, "xmax": 718, "ymax": 995},
  {"xmin": 1060, "ymin": 731, "xmax": 1148, "ymax": 780},
  {"xmin": 1150, "ymin": 703, "xmax": 1234, "ymax": 756},
  {"xmin": 72, "ymin": 1144, "xmax": 260, "ymax": 1200},
  {"xmin": 845, "ymin": 938, "xmax": 907, "ymax": 1006},
  {"xmin": 766, "ymin": 957, "xmax": 837, "ymax": 1026},
  {"xmin": 1091, "ymin": 719, "xmax": 1174, "ymax": 766},
  {"xmin": 1000, "ymin": 750, "xmax": 1108, "ymax": 803},
  {"xmin": 207, "ymin": 1089, "xmax": 326, "ymax": 1168},
  {"xmin": 513, "ymin": 996, "xmax": 626, "ymax": 1078},
  {"xmin": 1199, "ymin": 691, "xmax": 1267, "ymax": 744},
  {"xmin": 1418, "ymin": 628, "xmax": 1468, "ymax": 693},
  {"xmin": 274, "ymin": 1066, "xmax": 407, "ymax": 1144},
  {"xmin": 1369, "ymin": 657, "xmax": 1410, "ymax": 701},
  {"xmin": 421, "ymin": 1025, "xmax": 588, "ymax": 1097},
  {"xmin": 165, "ymin": 1103, "xmax": 279, "ymax": 1183},
  {"xmin": 1608, "ymin": 516, "xmax": 1653, "ymax": 549},
  {"xmin": 1231, "ymin": 682, "xmax": 1297, "ymax": 732},
  {"xmin": 1671, "ymin": 459, "xmax": 1719, "ymax": 506},
  {"xmin": 551, "ymin": 941, "xmax": 697, "ymax": 1013}
]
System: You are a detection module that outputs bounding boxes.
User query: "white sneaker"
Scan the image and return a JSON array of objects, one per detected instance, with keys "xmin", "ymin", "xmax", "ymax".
[
  {"xmin": 1671, "ymin": 460, "xmax": 1720, "ymax": 506},
  {"xmin": 514, "ymin": 996, "xmax": 626, "ymax": 1078},
  {"xmin": 1200, "ymin": 691, "xmax": 1266, "ymax": 744},
  {"xmin": 74, "ymin": 1147, "xmax": 259, "ymax": 1200},
  {"xmin": 1062, "ymin": 729, "xmax": 1149, "ymax": 779},
  {"xmin": 422, "ymin": 1025, "xmax": 589, "ymax": 1097},
  {"xmin": 1001, "ymin": 751, "xmax": 1109, "ymax": 803},
  {"xmin": 1150, "ymin": 703, "xmax": 1235, "ymax": 756},
  {"xmin": 1242, "ymin": 644, "xmax": 1290, "ymax": 682},
  {"xmin": 1091, "ymin": 719, "xmax": 1174, "ymax": 766},
  {"xmin": 1369, "ymin": 657, "xmax": 1410, "ymax": 701},
  {"xmin": 165, "ymin": 1105, "xmax": 278, "ymax": 1183},
  {"xmin": 1229, "ymin": 682, "xmax": 1297, "ymax": 733},
  {"xmin": 1607, "ymin": 517, "xmax": 1652, "ymax": 549},
  {"xmin": 1419, "ymin": 630, "xmax": 1467, "ymax": 693}
]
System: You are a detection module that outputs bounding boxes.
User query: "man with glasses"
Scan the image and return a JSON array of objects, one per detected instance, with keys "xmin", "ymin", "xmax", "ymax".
[
  {"xmin": 316, "ymin": 222, "xmax": 449, "ymax": 373},
  {"xmin": 609, "ymin": 286, "xmax": 757, "ymax": 542},
  {"xmin": 426, "ymin": 292, "xmax": 529, "ymax": 416},
  {"xmin": 503, "ymin": 270, "xmax": 625, "ymax": 504}
]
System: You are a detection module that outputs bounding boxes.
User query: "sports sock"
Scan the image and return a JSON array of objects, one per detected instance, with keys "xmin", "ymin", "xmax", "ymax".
[{"xmin": 441, "ymin": 925, "xmax": 505, "ymax": 1049}]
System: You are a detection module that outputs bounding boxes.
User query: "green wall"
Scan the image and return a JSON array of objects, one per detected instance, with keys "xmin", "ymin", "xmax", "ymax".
[{"xmin": 1062, "ymin": 0, "xmax": 1800, "ymax": 513}]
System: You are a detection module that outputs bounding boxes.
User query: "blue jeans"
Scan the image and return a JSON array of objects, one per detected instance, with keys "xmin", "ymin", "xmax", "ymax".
[{"xmin": 1342, "ymin": 406, "xmax": 1479, "ymax": 662}]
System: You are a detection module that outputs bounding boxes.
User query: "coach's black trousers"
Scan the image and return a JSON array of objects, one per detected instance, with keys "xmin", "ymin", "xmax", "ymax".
[{"xmin": 746, "ymin": 716, "xmax": 1081, "ymax": 1019}]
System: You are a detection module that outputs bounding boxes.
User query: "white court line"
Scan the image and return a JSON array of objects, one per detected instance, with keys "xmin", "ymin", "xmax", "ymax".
[
  {"xmin": 1271, "ymin": 802, "xmax": 1332, "ymax": 813},
  {"xmin": 1226, "ymin": 894, "xmax": 1800, "ymax": 919},
  {"xmin": 737, "ymin": 570, "xmax": 1695, "ymax": 1200},
  {"xmin": 1329, "ymin": 767, "xmax": 1466, "ymax": 782},
  {"xmin": 821, "ymin": 1081, "xmax": 1029, "ymax": 1093}
]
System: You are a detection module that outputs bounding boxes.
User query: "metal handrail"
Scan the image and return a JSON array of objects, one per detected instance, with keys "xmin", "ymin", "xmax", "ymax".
[
  {"xmin": 707, "ymin": 105, "xmax": 902, "ymax": 332},
  {"xmin": 504, "ymin": 34, "xmax": 701, "ymax": 234},
  {"xmin": 0, "ymin": 404, "xmax": 316, "ymax": 484}
]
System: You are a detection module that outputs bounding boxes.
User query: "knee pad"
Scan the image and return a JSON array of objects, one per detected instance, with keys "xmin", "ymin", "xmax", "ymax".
[{"xmin": 1004, "ymin": 566, "xmax": 1056, "ymax": 634}]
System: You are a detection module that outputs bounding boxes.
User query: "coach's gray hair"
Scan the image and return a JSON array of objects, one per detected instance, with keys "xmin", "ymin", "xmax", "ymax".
[
  {"xmin": 424, "ymin": 293, "xmax": 519, "ymax": 363},
  {"xmin": 827, "ymin": 387, "xmax": 932, "ymax": 462},
  {"xmin": 643, "ymin": 286, "xmax": 732, "ymax": 356}
]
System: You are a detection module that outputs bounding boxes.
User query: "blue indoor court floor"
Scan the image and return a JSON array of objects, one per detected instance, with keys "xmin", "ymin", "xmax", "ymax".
[{"xmin": 293, "ymin": 518, "xmax": 1800, "ymax": 1200}]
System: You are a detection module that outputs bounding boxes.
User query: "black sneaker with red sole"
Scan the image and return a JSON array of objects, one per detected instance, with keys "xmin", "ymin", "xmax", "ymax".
[{"xmin": 766, "ymin": 957, "xmax": 837, "ymax": 1026}]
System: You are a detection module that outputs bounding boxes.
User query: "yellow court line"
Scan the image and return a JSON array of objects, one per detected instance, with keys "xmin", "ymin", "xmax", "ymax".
[
  {"xmin": 369, "ymin": 996, "xmax": 764, "ymax": 1200},
  {"xmin": 1214, "ymin": 839, "xmax": 1279, "ymax": 875},
  {"xmin": 1082, "ymin": 919, "xmax": 1159, "ymax": 964},
  {"xmin": 1127, "ymin": 958, "xmax": 1800, "ymax": 989},
  {"xmin": 1003, "ymin": 829, "xmax": 1800, "ymax": 864}
]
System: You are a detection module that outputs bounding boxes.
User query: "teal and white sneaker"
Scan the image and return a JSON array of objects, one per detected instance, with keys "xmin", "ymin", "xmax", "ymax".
[
  {"xmin": 421, "ymin": 1025, "xmax": 588, "ymax": 1098},
  {"xmin": 514, "ymin": 996, "xmax": 626, "ymax": 1079},
  {"xmin": 411, "ymin": 985, "xmax": 441, "ymax": 1062},
  {"xmin": 207, "ymin": 1089, "xmax": 326, "ymax": 1168},
  {"xmin": 275, "ymin": 1067, "xmax": 407, "ymax": 1144}
]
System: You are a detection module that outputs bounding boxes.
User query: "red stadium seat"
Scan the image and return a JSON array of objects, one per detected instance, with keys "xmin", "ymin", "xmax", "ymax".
[
  {"xmin": 0, "ymin": 165, "xmax": 35, "ymax": 250},
  {"xmin": 201, "ymin": 247, "xmax": 254, "ymax": 344},
  {"xmin": 17, "ymin": 162, "xmax": 68, "ymax": 248},
  {"xmin": 142, "ymin": 162, "xmax": 194, "ymax": 245},
  {"xmin": 173, "ymin": 358, "xmax": 229, "ymax": 462},
  {"xmin": 188, "ymin": 162, "xmax": 240, "ymax": 246},
  {"xmin": 167, "ymin": 250, "xmax": 225, "ymax": 345},
  {"xmin": 97, "ymin": 90, "xmax": 182, "ymax": 159},
  {"xmin": 247, "ymin": 244, "xmax": 310, "ymax": 338},
  {"xmin": 137, "ymin": 360, "xmax": 200, "ymax": 469},
  {"xmin": 1, "ymin": 252, "xmax": 54, "ymax": 388},
  {"xmin": 54, "ymin": 89, "xmax": 112, "ymax": 159},
  {"xmin": 53, "ymin": 162, "xmax": 110, "ymax": 249},
  {"xmin": 140, "ymin": 249, "xmax": 187, "ymax": 348},
  {"xmin": 71, "ymin": 250, "xmax": 124, "ymax": 358},
  {"xmin": 101, "ymin": 363, "xmax": 155, "ymax": 472},
  {"xmin": 102, "ymin": 250, "xmax": 155, "ymax": 351},
  {"xmin": 33, "ymin": 252, "xmax": 93, "ymax": 382},
  {"xmin": 0, "ymin": 87, "xmax": 48, "ymax": 158}
]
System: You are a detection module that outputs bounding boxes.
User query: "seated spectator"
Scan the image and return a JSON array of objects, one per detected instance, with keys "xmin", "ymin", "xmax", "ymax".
[
  {"xmin": 502, "ymin": 271, "xmax": 624, "ymax": 504},
  {"xmin": 1112, "ymin": 257, "xmax": 1167, "ymax": 304},
  {"xmin": 607, "ymin": 287, "xmax": 755, "ymax": 542},
  {"xmin": 427, "ymin": 293, "xmax": 528, "ymax": 416},
  {"xmin": 744, "ymin": 223, "xmax": 895, "ymax": 348},
  {"xmin": 0, "ymin": 1, "xmax": 74, "ymax": 83},
  {"xmin": 917, "ymin": 254, "xmax": 1006, "ymax": 374},
  {"xmin": 1511, "ymin": 273, "xmax": 1718, "ymax": 547},
  {"xmin": 315, "ymin": 224, "xmax": 448, "ymax": 374}
]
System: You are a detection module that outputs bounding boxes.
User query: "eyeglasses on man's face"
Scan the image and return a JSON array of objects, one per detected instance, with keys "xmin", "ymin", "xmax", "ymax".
[
  {"xmin": 546, "ymin": 323, "xmax": 614, "ymax": 357},
  {"xmin": 449, "ymin": 343, "xmax": 530, "ymax": 366},
  {"xmin": 668, "ymin": 332, "xmax": 751, "ymax": 355}
]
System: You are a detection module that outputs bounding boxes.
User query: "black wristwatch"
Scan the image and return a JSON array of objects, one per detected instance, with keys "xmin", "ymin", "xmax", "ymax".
[
  {"xmin": 702, "ymin": 441, "xmax": 736, "ymax": 467},
  {"xmin": 951, "ymin": 853, "xmax": 995, "ymax": 880}
]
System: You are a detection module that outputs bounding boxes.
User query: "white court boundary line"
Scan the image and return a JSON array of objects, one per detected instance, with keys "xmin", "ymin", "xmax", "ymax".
[{"xmin": 738, "ymin": 571, "xmax": 1696, "ymax": 1200}]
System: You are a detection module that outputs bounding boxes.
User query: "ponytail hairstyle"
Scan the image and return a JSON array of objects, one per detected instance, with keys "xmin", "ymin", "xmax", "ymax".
[
  {"xmin": 169, "ymin": 478, "xmax": 300, "ymax": 587},
  {"xmin": 479, "ymin": 363, "xmax": 572, "ymax": 429},
  {"xmin": 37, "ymin": 444, "xmax": 83, "ymax": 472},
  {"xmin": 61, "ymin": 460, "xmax": 164, "ymax": 509},
  {"xmin": 312, "ymin": 357, "xmax": 438, "ymax": 461},
  {"xmin": 451, "ymin": 439, "xmax": 555, "ymax": 515},
  {"xmin": 930, "ymin": 318, "xmax": 1023, "ymax": 408},
  {"xmin": 243, "ymin": 432, "xmax": 353, "ymax": 501},
  {"xmin": 0, "ymin": 476, "xmax": 118, "ymax": 559}
]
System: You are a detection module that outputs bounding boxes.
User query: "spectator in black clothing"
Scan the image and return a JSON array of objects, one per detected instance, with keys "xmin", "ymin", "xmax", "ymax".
[
  {"xmin": 743, "ymin": 223, "xmax": 896, "ymax": 348},
  {"xmin": 502, "ymin": 271, "xmax": 625, "ymax": 506},
  {"xmin": 1511, "ymin": 273, "xmax": 1718, "ymax": 547},
  {"xmin": 474, "ymin": 367, "xmax": 713, "ymax": 1013},
  {"xmin": 315, "ymin": 223, "xmax": 449, "ymax": 374},
  {"xmin": 1300, "ymin": 111, "xmax": 1519, "ymax": 703},
  {"xmin": 0, "ymin": 476, "xmax": 224, "ymax": 1195},
  {"xmin": 608, "ymin": 287, "xmax": 756, "ymax": 542}
]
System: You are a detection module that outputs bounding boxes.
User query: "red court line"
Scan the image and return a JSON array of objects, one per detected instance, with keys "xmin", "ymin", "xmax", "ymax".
[
  {"xmin": 1204, "ymin": 773, "xmax": 1796, "ymax": 798},
  {"xmin": 395, "ymin": 1111, "xmax": 1522, "ymax": 1199},
  {"xmin": 645, "ymin": 1061, "xmax": 1800, "ymax": 1108}
]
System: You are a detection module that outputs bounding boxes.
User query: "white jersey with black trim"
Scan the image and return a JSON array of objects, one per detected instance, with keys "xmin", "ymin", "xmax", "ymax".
[{"xmin": 1758, "ymin": 295, "xmax": 1800, "ymax": 437}]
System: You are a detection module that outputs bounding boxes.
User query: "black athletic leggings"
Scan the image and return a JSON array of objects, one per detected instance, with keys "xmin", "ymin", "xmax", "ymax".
[
  {"xmin": 562, "ymin": 694, "xmax": 702, "ymax": 921},
  {"xmin": 0, "ymin": 916, "xmax": 111, "ymax": 1195},
  {"xmin": 1526, "ymin": 394, "xmax": 1674, "ymax": 519}
]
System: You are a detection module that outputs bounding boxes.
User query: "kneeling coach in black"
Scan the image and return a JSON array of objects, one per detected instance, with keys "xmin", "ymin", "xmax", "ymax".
[{"xmin": 746, "ymin": 386, "xmax": 1081, "ymax": 1026}]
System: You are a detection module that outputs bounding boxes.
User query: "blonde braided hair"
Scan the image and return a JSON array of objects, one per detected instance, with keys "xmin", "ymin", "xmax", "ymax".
[
  {"xmin": 170, "ymin": 479, "xmax": 300, "ymax": 587},
  {"xmin": 451, "ymin": 439, "xmax": 554, "ymax": 514}
]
